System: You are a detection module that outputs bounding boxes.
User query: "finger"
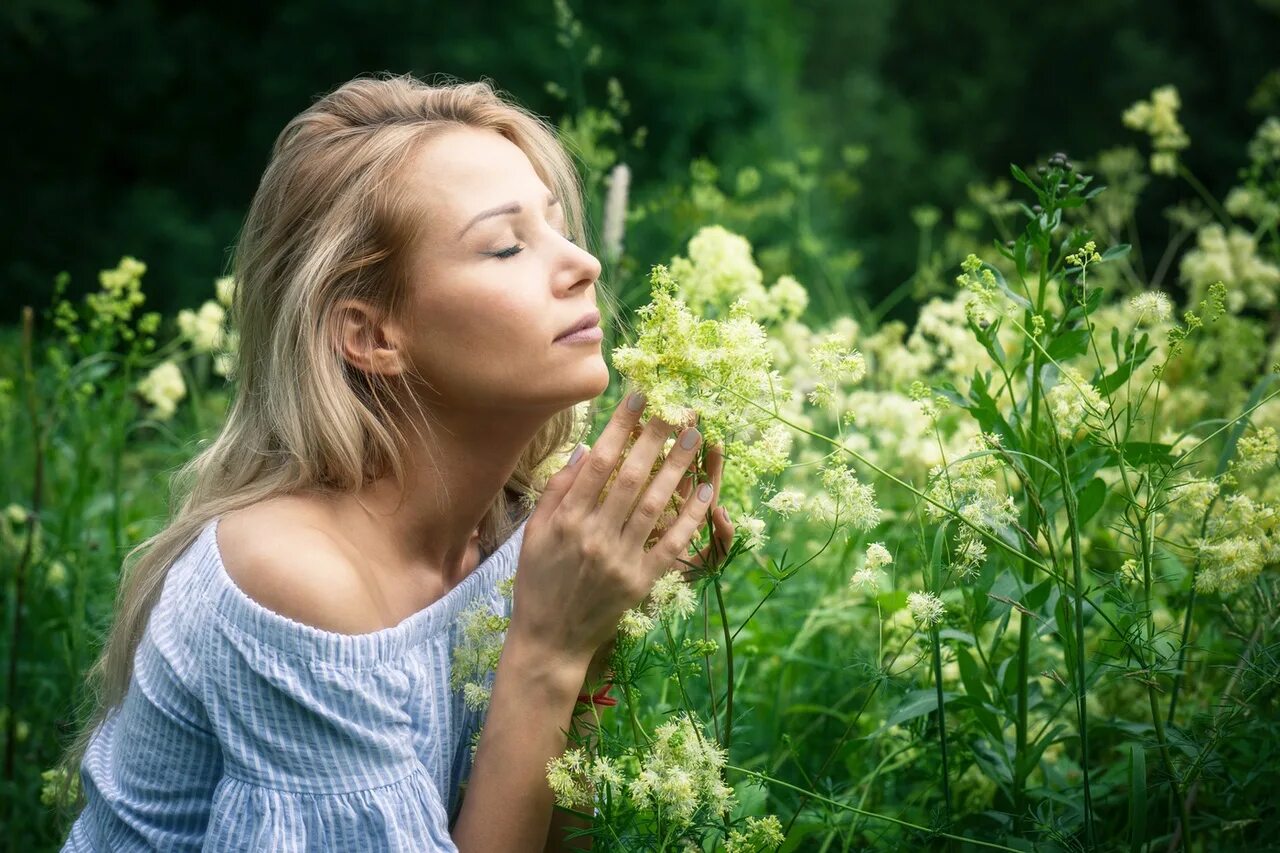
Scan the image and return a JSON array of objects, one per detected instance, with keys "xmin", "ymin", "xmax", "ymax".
[
  {"xmin": 559, "ymin": 391, "xmax": 651, "ymax": 519},
  {"xmin": 684, "ymin": 506, "xmax": 735, "ymax": 576},
  {"xmin": 643, "ymin": 475, "xmax": 715, "ymax": 581},
  {"xmin": 529, "ymin": 441, "xmax": 590, "ymax": 524},
  {"xmin": 596, "ymin": 417, "xmax": 686, "ymax": 529},
  {"xmin": 617, "ymin": 425, "xmax": 703, "ymax": 549}
]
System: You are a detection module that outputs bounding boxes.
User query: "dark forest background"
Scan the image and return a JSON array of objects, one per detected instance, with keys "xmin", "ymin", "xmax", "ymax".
[{"xmin": 3, "ymin": 0, "xmax": 1278, "ymax": 321}]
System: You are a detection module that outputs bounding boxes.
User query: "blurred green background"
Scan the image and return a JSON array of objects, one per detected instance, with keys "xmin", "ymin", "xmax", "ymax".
[{"xmin": 3, "ymin": 0, "xmax": 1278, "ymax": 322}]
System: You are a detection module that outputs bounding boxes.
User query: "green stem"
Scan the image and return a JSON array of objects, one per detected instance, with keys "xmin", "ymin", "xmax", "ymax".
[
  {"xmin": 929, "ymin": 625, "xmax": 953, "ymax": 832},
  {"xmin": 1148, "ymin": 685, "xmax": 1192, "ymax": 851},
  {"xmin": 731, "ymin": 766, "xmax": 1023, "ymax": 851},
  {"xmin": 712, "ymin": 574, "xmax": 734, "ymax": 751}
]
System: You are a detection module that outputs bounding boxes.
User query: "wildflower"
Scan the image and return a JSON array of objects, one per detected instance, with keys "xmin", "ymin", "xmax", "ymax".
[
  {"xmin": 668, "ymin": 225, "xmax": 770, "ymax": 320},
  {"xmin": 618, "ymin": 608, "xmax": 656, "ymax": 640},
  {"xmin": 924, "ymin": 433, "xmax": 1016, "ymax": 533},
  {"xmin": 817, "ymin": 462, "xmax": 882, "ymax": 532},
  {"xmin": 907, "ymin": 591, "xmax": 946, "ymax": 627},
  {"xmin": 952, "ymin": 529, "xmax": 988, "ymax": 579},
  {"xmin": 764, "ymin": 488, "xmax": 806, "ymax": 518},
  {"xmin": 136, "ymin": 361, "xmax": 186, "ymax": 421},
  {"xmin": 213, "ymin": 328, "xmax": 239, "ymax": 380},
  {"xmin": 1065, "ymin": 240, "xmax": 1103, "ymax": 269},
  {"xmin": 1045, "ymin": 366, "xmax": 1108, "ymax": 441},
  {"xmin": 4, "ymin": 504, "xmax": 27, "ymax": 525},
  {"xmin": 86, "ymin": 256, "xmax": 147, "ymax": 332},
  {"xmin": 647, "ymin": 571, "xmax": 698, "ymax": 621},
  {"xmin": 1236, "ymin": 426, "xmax": 1279, "ymax": 473},
  {"xmin": 738, "ymin": 516, "xmax": 768, "ymax": 550},
  {"xmin": 214, "ymin": 275, "xmax": 237, "ymax": 308},
  {"xmin": 546, "ymin": 748, "xmax": 594, "ymax": 809},
  {"xmin": 628, "ymin": 714, "xmax": 734, "ymax": 828},
  {"xmin": 725, "ymin": 815, "xmax": 786, "ymax": 853},
  {"xmin": 177, "ymin": 300, "xmax": 227, "ymax": 353},
  {"xmin": 1122, "ymin": 85, "xmax": 1190, "ymax": 176},
  {"xmin": 40, "ymin": 766, "xmax": 79, "ymax": 808},
  {"xmin": 461, "ymin": 683, "xmax": 490, "ymax": 711},
  {"xmin": 849, "ymin": 568, "xmax": 879, "ymax": 593},
  {"xmin": 769, "ymin": 275, "xmax": 809, "ymax": 321},
  {"xmin": 1129, "ymin": 291, "xmax": 1173, "ymax": 323},
  {"xmin": 864, "ymin": 542, "xmax": 892, "ymax": 570},
  {"xmin": 1179, "ymin": 224, "xmax": 1280, "ymax": 312}
]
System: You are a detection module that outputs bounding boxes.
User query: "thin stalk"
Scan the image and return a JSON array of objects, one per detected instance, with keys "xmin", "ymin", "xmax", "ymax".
[
  {"xmin": 735, "ymin": 766, "xmax": 1023, "ymax": 852},
  {"xmin": 1148, "ymin": 685, "xmax": 1192, "ymax": 852},
  {"xmin": 1053, "ymin": 435, "xmax": 1095, "ymax": 846},
  {"xmin": 929, "ymin": 625, "xmax": 953, "ymax": 831},
  {"xmin": 712, "ymin": 575, "xmax": 734, "ymax": 750}
]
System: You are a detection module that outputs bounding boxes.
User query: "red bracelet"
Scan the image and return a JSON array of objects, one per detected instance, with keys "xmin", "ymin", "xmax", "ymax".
[{"xmin": 576, "ymin": 681, "xmax": 618, "ymax": 708}]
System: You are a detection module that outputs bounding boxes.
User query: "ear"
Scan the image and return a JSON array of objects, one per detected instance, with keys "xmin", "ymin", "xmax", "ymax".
[{"xmin": 330, "ymin": 298, "xmax": 406, "ymax": 377}]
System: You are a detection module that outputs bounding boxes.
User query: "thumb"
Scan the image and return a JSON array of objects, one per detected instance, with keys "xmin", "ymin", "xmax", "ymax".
[{"xmin": 529, "ymin": 443, "xmax": 589, "ymax": 524}]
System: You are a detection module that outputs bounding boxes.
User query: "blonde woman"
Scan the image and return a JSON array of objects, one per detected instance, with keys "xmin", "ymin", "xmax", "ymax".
[{"xmin": 55, "ymin": 73, "xmax": 733, "ymax": 851}]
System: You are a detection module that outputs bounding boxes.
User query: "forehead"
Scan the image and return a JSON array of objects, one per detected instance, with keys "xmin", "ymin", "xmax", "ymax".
[{"xmin": 405, "ymin": 126, "xmax": 552, "ymax": 231}]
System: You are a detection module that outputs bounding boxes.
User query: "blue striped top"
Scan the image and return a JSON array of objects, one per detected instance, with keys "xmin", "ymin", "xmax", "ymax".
[{"xmin": 62, "ymin": 513, "xmax": 528, "ymax": 851}]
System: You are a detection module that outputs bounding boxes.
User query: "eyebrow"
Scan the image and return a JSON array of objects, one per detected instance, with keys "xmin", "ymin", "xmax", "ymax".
[{"xmin": 456, "ymin": 192, "xmax": 560, "ymax": 240}]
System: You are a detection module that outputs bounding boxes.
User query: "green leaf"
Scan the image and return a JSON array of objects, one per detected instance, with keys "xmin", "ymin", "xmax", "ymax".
[
  {"xmin": 1056, "ymin": 596, "xmax": 1077, "ymax": 679},
  {"xmin": 1077, "ymin": 477, "xmax": 1107, "ymax": 527},
  {"xmin": 956, "ymin": 647, "xmax": 992, "ymax": 706},
  {"xmin": 1102, "ymin": 243, "xmax": 1132, "ymax": 262},
  {"xmin": 1129, "ymin": 742, "xmax": 1147, "ymax": 852},
  {"xmin": 1009, "ymin": 163, "xmax": 1040, "ymax": 199},
  {"xmin": 1025, "ymin": 577, "xmax": 1054, "ymax": 611},
  {"xmin": 882, "ymin": 688, "xmax": 956, "ymax": 729},
  {"xmin": 1046, "ymin": 328, "xmax": 1090, "ymax": 362}
]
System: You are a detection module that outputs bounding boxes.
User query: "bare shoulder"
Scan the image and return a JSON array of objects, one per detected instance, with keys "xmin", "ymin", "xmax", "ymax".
[{"xmin": 216, "ymin": 496, "xmax": 384, "ymax": 635}]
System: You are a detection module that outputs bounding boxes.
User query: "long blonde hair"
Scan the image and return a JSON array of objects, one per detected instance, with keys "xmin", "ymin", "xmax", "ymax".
[{"xmin": 53, "ymin": 72, "xmax": 613, "ymax": 816}]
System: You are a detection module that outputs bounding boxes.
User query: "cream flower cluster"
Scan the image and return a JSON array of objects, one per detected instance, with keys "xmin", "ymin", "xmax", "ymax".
[
  {"xmin": 86, "ymin": 256, "xmax": 147, "ymax": 332},
  {"xmin": 849, "ymin": 541, "xmax": 892, "ymax": 593},
  {"xmin": 669, "ymin": 225, "xmax": 807, "ymax": 323},
  {"xmin": 1122, "ymin": 85, "xmax": 1190, "ymax": 176},
  {"xmin": 1179, "ymin": 224, "xmax": 1280, "ymax": 312},
  {"xmin": 135, "ymin": 361, "xmax": 186, "ymax": 421},
  {"xmin": 924, "ymin": 433, "xmax": 1016, "ymax": 534},
  {"xmin": 618, "ymin": 569, "xmax": 699, "ymax": 640},
  {"xmin": 1235, "ymin": 426, "xmax": 1279, "ymax": 474},
  {"xmin": 450, "ymin": 577, "xmax": 515, "ymax": 711},
  {"xmin": 1045, "ymin": 366, "xmax": 1108, "ymax": 442},
  {"xmin": 177, "ymin": 301, "xmax": 227, "ymax": 353},
  {"xmin": 724, "ymin": 815, "xmax": 786, "ymax": 852},
  {"xmin": 1129, "ymin": 291, "xmax": 1173, "ymax": 323},
  {"xmin": 907, "ymin": 591, "xmax": 946, "ymax": 627},
  {"xmin": 815, "ymin": 461, "xmax": 883, "ymax": 534},
  {"xmin": 627, "ymin": 714, "xmax": 734, "ymax": 828},
  {"xmin": 1193, "ymin": 491, "xmax": 1280, "ymax": 594}
]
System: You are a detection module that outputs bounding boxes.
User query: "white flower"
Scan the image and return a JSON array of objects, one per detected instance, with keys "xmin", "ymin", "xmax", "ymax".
[
  {"xmin": 214, "ymin": 275, "xmax": 237, "ymax": 308},
  {"xmin": 907, "ymin": 591, "xmax": 946, "ymax": 627},
  {"xmin": 1045, "ymin": 366, "xmax": 1107, "ymax": 441},
  {"xmin": 1129, "ymin": 291, "xmax": 1172, "ymax": 322},
  {"xmin": 136, "ymin": 361, "xmax": 186, "ymax": 420},
  {"xmin": 864, "ymin": 542, "xmax": 892, "ymax": 570},
  {"xmin": 849, "ymin": 568, "xmax": 879, "ymax": 593},
  {"xmin": 764, "ymin": 488, "xmax": 806, "ymax": 517},
  {"xmin": 618, "ymin": 608, "xmax": 656, "ymax": 640},
  {"xmin": 176, "ymin": 300, "xmax": 227, "ymax": 353},
  {"xmin": 647, "ymin": 570, "xmax": 698, "ymax": 621}
]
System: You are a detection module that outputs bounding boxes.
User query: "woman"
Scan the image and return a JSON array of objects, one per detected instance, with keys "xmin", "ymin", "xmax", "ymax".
[{"xmin": 55, "ymin": 73, "xmax": 733, "ymax": 851}]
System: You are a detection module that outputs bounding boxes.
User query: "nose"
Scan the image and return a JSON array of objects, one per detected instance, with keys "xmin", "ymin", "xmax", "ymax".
[{"xmin": 558, "ymin": 234, "xmax": 601, "ymax": 294}]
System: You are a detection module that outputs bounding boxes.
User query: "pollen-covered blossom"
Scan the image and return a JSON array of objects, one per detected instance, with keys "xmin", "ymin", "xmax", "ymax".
[
  {"xmin": 769, "ymin": 274, "xmax": 809, "ymax": 320},
  {"xmin": 461, "ymin": 683, "xmax": 490, "ymax": 712},
  {"xmin": 1129, "ymin": 291, "xmax": 1173, "ymax": 323},
  {"xmin": 1236, "ymin": 426, "xmax": 1279, "ymax": 473},
  {"xmin": 177, "ymin": 300, "xmax": 227, "ymax": 353},
  {"xmin": 1065, "ymin": 240, "xmax": 1103, "ymax": 269},
  {"xmin": 646, "ymin": 570, "xmax": 698, "ymax": 621},
  {"xmin": 764, "ymin": 488, "xmax": 806, "ymax": 517},
  {"xmin": 627, "ymin": 714, "xmax": 734, "ymax": 828},
  {"xmin": 1122, "ymin": 85, "xmax": 1190, "ymax": 176},
  {"xmin": 907, "ymin": 591, "xmax": 946, "ymax": 627},
  {"xmin": 546, "ymin": 748, "xmax": 594, "ymax": 810},
  {"xmin": 725, "ymin": 815, "xmax": 786, "ymax": 852},
  {"xmin": 738, "ymin": 515, "xmax": 768, "ymax": 550},
  {"xmin": 136, "ymin": 361, "xmax": 186, "ymax": 421},
  {"xmin": 952, "ymin": 528, "xmax": 988, "ymax": 579},
  {"xmin": 817, "ymin": 462, "xmax": 882, "ymax": 533},
  {"xmin": 1045, "ymin": 366, "xmax": 1108, "ymax": 441}
]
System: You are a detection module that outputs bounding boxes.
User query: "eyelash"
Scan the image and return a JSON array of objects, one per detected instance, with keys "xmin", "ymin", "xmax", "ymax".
[{"xmin": 490, "ymin": 231, "xmax": 578, "ymax": 260}]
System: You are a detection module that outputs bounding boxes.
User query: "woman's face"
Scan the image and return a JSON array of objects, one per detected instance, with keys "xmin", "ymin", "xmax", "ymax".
[{"xmin": 388, "ymin": 125, "xmax": 608, "ymax": 414}]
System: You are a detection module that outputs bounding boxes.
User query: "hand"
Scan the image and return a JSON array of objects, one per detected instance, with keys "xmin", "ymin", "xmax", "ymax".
[
  {"xmin": 511, "ymin": 392, "xmax": 718, "ymax": 667},
  {"xmin": 655, "ymin": 442, "xmax": 734, "ymax": 577}
]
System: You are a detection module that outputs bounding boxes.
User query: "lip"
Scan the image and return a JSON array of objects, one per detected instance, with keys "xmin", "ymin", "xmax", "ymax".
[{"xmin": 554, "ymin": 309, "xmax": 601, "ymax": 342}]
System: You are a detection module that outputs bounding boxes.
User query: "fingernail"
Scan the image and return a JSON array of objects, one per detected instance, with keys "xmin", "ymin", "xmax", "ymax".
[
  {"xmin": 568, "ymin": 444, "xmax": 586, "ymax": 466},
  {"xmin": 680, "ymin": 428, "xmax": 701, "ymax": 450},
  {"xmin": 627, "ymin": 392, "xmax": 646, "ymax": 412},
  {"xmin": 697, "ymin": 482, "xmax": 713, "ymax": 502},
  {"xmin": 720, "ymin": 507, "xmax": 730, "ymax": 524}
]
